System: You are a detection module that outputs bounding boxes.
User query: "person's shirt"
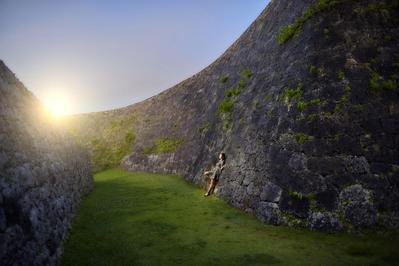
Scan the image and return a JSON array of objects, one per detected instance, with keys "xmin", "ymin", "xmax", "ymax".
[{"xmin": 213, "ymin": 159, "xmax": 225, "ymax": 175}]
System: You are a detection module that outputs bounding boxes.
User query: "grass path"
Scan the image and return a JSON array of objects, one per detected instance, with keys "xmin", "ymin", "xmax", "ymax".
[{"xmin": 62, "ymin": 169, "xmax": 399, "ymax": 265}]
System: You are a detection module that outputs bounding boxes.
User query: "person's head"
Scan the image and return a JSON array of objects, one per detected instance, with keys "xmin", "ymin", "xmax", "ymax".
[{"xmin": 219, "ymin": 152, "xmax": 226, "ymax": 161}]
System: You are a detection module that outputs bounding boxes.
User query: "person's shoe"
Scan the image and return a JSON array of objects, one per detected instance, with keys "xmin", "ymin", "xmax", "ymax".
[{"xmin": 204, "ymin": 193, "xmax": 209, "ymax": 197}]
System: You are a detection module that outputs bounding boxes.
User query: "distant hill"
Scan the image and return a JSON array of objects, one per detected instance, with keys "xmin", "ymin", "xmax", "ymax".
[{"xmin": 66, "ymin": 0, "xmax": 399, "ymax": 232}]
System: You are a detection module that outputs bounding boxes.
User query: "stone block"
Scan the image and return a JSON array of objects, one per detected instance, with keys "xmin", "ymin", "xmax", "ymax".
[
  {"xmin": 260, "ymin": 181, "xmax": 282, "ymax": 203},
  {"xmin": 256, "ymin": 202, "xmax": 281, "ymax": 225},
  {"xmin": 339, "ymin": 184, "xmax": 377, "ymax": 228}
]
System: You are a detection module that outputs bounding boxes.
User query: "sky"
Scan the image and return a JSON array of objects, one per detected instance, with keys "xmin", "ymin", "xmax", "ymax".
[{"xmin": 0, "ymin": 0, "xmax": 269, "ymax": 115}]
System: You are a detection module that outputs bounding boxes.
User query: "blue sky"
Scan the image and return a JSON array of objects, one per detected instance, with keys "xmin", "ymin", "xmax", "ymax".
[{"xmin": 0, "ymin": 0, "xmax": 269, "ymax": 114}]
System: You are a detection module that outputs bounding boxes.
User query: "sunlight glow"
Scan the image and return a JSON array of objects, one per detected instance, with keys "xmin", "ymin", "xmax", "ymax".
[{"xmin": 42, "ymin": 92, "xmax": 71, "ymax": 119}]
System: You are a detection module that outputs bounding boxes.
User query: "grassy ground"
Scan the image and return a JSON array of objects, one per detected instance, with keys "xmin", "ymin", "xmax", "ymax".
[{"xmin": 62, "ymin": 169, "xmax": 399, "ymax": 266}]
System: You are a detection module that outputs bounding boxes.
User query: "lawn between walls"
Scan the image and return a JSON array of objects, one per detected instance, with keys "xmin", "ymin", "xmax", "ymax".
[{"xmin": 62, "ymin": 168, "xmax": 399, "ymax": 266}]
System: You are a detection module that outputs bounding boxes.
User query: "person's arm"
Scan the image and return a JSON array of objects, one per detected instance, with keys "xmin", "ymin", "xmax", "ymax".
[{"xmin": 220, "ymin": 162, "xmax": 225, "ymax": 171}]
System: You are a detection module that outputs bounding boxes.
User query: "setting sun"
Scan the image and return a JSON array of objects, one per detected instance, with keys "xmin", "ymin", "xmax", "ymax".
[{"xmin": 42, "ymin": 93, "xmax": 71, "ymax": 118}]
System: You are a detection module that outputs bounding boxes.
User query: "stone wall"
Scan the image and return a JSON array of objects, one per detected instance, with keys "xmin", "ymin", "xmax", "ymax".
[
  {"xmin": 69, "ymin": 0, "xmax": 399, "ymax": 232},
  {"xmin": 0, "ymin": 61, "xmax": 93, "ymax": 265}
]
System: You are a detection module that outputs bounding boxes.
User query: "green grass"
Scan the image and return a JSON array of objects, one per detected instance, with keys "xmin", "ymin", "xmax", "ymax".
[{"xmin": 62, "ymin": 169, "xmax": 399, "ymax": 266}]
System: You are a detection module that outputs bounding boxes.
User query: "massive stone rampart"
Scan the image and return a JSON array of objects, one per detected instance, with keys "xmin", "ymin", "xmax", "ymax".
[
  {"xmin": 0, "ymin": 61, "xmax": 93, "ymax": 265},
  {"xmin": 68, "ymin": 0, "xmax": 399, "ymax": 232}
]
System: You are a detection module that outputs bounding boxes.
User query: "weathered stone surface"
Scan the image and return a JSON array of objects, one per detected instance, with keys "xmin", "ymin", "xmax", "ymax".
[
  {"xmin": 0, "ymin": 208, "xmax": 6, "ymax": 231},
  {"xmin": 0, "ymin": 61, "xmax": 93, "ymax": 265},
  {"xmin": 339, "ymin": 184, "xmax": 377, "ymax": 228},
  {"xmin": 256, "ymin": 202, "xmax": 281, "ymax": 225},
  {"xmin": 308, "ymin": 212, "xmax": 343, "ymax": 232},
  {"xmin": 260, "ymin": 182, "xmax": 282, "ymax": 203},
  {"xmin": 378, "ymin": 211, "xmax": 399, "ymax": 230}
]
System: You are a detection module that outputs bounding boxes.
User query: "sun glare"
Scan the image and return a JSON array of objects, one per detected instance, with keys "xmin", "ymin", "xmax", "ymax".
[{"xmin": 43, "ymin": 93, "xmax": 71, "ymax": 119}]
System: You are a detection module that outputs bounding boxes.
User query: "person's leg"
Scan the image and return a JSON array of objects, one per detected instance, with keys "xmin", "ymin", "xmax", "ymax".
[
  {"xmin": 210, "ymin": 180, "xmax": 218, "ymax": 194},
  {"xmin": 205, "ymin": 179, "xmax": 215, "ymax": 196},
  {"xmin": 203, "ymin": 174, "xmax": 210, "ymax": 191}
]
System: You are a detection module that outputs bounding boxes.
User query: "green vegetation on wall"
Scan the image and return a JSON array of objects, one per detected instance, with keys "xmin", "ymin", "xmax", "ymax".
[
  {"xmin": 198, "ymin": 122, "xmax": 211, "ymax": 134},
  {"xmin": 282, "ymin": 82, "xmax": 324, "ymax": 119},
  {"xmin": 295, "ymin": 132, "xmax": 314, "ymax": 144},
  {"xmin": 241, "ymin": 68, "xmax": 253, "ymax": 79},
  {"xmin": 219, "ymin": 74, "xmax": 229, "ymax": 83},
  {"xmin": 218, "ymin": 98, "xmax": 236, "ymax": 114},
  {"xmin": 142, "ymin": 137, "xmax": 183, "ymax": 155},
  {"xmin": 90, "ymin": 130, "xmax": 136, "ymax": 171},
  {"xmin": 217, "ymin": 68, "xmax": 253, "ymax": 129},
  {"xmin": 370, "ymin": 72, "xmax": 398, "ymax": 94},
  {"xmin": 277, "ymin": 0, "xmax": 343, "ymax": 44},
  {"xmin": 282, "ymin": 82, "xmax": 303, "ymax": 104},
  {"xmin": 297, "ymin": 98, "xmax": 321, "ymax": 111}
]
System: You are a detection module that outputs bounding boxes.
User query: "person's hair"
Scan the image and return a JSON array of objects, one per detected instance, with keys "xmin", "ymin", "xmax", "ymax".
[{"xmin": 220, "ymin": 152, "xmax": 226, "ymax": 161}]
